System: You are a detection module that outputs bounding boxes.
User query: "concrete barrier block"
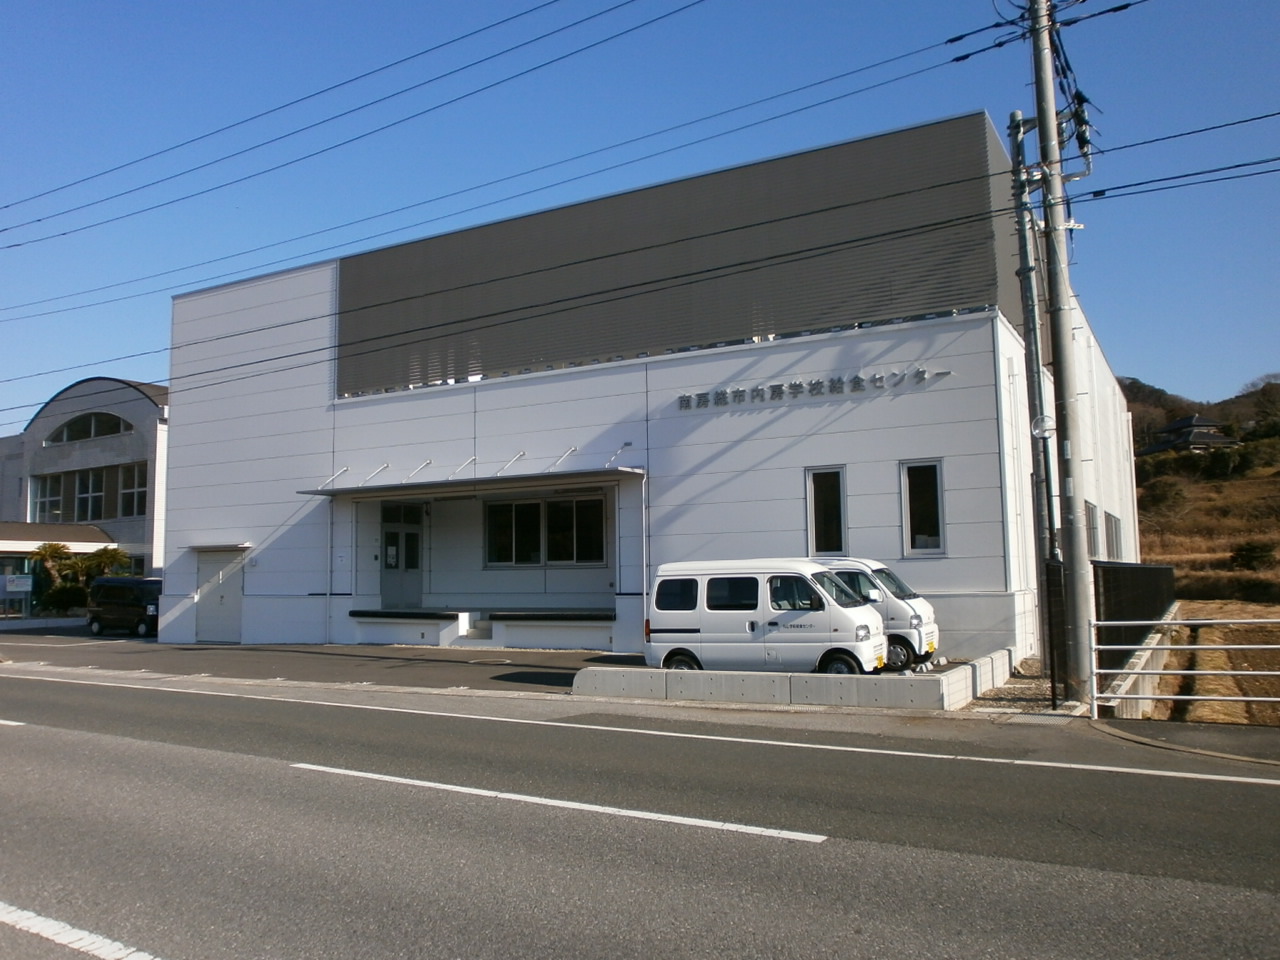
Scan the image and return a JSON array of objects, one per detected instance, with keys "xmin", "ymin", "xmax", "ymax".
[
  {"xmin": 572, "ymin": 666, "xmax": 666, "ymax": 699},
  {"xmin": 937, "ymin": 668, "xmax": 975, "ymax": 710},
  {"xmin": 790, "ymin": 675, "xmax": 860, "ymax": 706},
  {"xmin": 848, "ymin": 674, "xmax": 893, "ymax": 708},
  {"xmin": 880, "ymin": 676, "xmax": 940, "ymax": 710},
  {"xmin": 666, "ymin": 670, "xmax": 790, "ymax": 704}
]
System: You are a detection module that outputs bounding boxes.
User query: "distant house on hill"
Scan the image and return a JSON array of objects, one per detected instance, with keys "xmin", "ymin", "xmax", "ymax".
[{"xmin": 1137, "ymin": 414, "xmax": 1240, "ymax": 456}]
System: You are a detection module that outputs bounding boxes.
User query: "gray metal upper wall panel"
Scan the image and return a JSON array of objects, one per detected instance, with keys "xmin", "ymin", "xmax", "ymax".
[{"xmin": 336, "ymin": 113, "xmax": 1019, "ymax": 396}]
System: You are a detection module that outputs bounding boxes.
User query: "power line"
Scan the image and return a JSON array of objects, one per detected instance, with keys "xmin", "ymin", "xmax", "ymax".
[
  {"xmin": 1, "ymin": 26, "xmax": 1021, "ymax": 320},
  {"xmin": 3, "ymin": 150, "xmax": 1273, "ymax": 432},
  {"xmin": 0, "ymin": 0, "xmax": 709, "ymax": 249},
  {"xmin": 0, "ymin": 0, "xmax": 570, "ymax": 214}
]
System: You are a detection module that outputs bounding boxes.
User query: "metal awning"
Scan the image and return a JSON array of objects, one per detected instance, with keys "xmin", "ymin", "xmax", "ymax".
[{"xmin": 299, "ymin": 466, "xmax": 644, "ymax": 500}]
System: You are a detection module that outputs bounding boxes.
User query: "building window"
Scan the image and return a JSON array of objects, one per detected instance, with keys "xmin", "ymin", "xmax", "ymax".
[
  {"xmin": 46, "ymin": 412, "xmax": 133, "ymax": 445},
  {"xmin": 546, "ymin": 498, "xmax": 605, "ymax": 564},
  {"xmin": 1085, "ymin": 501, "xmax": 1101, "ymax": 559},
  {"xmin": 1104, "ymin": 512, "xmax": 1123, "ymax": 560},
  {"xmin": 33, "ymin": 474, "xmax": 63, "ymax": 522},
  {"xmin": 902, "ymin": 460, "xmax": 944, "ymax": 554},
  {"xmin": 75, "ymin": 469, "xmax": 105, "ymax": 522},
  {"xmin": 807, "ymin": 467, "xmax": 845, "ymax": 555},
  {"xmin": 119, "ymin": 462, "xmax": 148, "ymax": 517},
  {"xmin": 487, "ymin": 497, "xmax": 605, "ymax": 566},
  {"xmin": 32, "ymin": 462, "xmax": 149, "ymax": 523}
]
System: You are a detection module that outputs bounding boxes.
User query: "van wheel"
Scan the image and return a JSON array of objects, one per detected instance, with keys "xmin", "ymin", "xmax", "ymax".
[
  {"xmin": 88, "ymin": 619, "xmax": 103, "ymax": 636},
  {"xmin": 134, "ymin": 621, "xmax": 150, "ymax": 639},
  {"xmin": 666, "ymin": 653, "xmax": 701, "ymax": 671},
  {"xmin": 821, "ymin": 653, "xmax": 862, "ymax": 675},
  {"xmin": 885, "ymin": 638, "xmax": 914, "ymax": 671}
]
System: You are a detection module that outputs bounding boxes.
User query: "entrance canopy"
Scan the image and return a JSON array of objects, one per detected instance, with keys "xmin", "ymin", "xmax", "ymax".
[{"xmin": 298, "ymin": 466, "xmax": 645, "ymax": 501}]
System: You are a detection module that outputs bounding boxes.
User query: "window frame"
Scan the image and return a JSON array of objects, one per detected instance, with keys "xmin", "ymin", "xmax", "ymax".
[
  {"xmin": 901, "ymin": 459, "xmax": 945, "ymax": 556},
  {"xmin": 485, "ymin": 495, "xmax": 607, "ymax": 568},
  {"xmin": 806, "ymin": 466, "xmax": 846, "ymax": 556},
  {"xmin": 45, "ymin": 412, "xmax": 133, "ymax": 446}
]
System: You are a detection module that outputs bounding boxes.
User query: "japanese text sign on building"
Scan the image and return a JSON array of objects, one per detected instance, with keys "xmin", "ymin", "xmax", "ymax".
[{"xmin": 676, "ymin": 367, "xmax": 948, "ymax": 411}]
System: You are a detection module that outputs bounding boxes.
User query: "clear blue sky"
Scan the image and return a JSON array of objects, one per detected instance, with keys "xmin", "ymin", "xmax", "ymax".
[{"xmin": 2, "ymin": 0, "xmax": 1276, "ymax": 433}]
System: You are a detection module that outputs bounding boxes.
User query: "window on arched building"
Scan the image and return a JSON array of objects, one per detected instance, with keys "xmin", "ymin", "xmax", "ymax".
[{"xmin": 45, "ymin": 412, "xmax": 133, "ymax": 444}]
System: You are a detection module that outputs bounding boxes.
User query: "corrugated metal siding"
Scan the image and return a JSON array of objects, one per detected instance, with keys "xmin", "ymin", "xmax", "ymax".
[{"xmin": 336, "ymin": 113, "xmax": 1019, "ymax": 397}]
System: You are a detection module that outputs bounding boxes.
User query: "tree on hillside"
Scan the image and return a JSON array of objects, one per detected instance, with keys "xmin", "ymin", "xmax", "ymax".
[{"xmin": 1240, "ymin": 373, "xmax": 1280, "ymax": 395}]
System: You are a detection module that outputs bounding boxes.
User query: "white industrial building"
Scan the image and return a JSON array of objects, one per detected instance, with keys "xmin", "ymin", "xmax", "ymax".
[{"xmin": 159, "ymin": 113, "xmax": 1137, "ymax": 662}]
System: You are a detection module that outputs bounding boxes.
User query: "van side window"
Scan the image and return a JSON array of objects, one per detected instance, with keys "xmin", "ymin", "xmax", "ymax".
[
  {"xmin": 706, "ymin": 577, "xmax": 758, "ymax": 611},
  {"xmin": 654, "ymin": 578, "xmax": 698, "ymax": 611},
  {"xmin": 769, "ymin": 575, "xmax": 823, "ymax": 611}
]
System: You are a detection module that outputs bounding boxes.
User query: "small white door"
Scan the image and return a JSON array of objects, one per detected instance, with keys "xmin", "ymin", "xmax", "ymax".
[{"xmin": 196, "ymin": 550, "xmax": 244, "ymax": 644}]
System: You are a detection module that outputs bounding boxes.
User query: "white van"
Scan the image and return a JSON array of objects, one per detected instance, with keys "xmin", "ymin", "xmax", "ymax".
[
  {"xmin": 810, "ymin": 558, "xmax": 939, "ymax": 671},
  {"xmin": 645, "ymin": 558, "xmax": 887, "ymax": 674}
]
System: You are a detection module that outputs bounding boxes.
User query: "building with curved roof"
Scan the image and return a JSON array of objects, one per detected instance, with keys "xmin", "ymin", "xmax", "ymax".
[{"xmin": 0, "ymin": 378, "xmax": 168, "ymax": 613}]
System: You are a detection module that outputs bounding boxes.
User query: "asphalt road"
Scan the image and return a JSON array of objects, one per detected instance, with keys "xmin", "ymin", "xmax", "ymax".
[
  {"xmin": 0, "ymin": 626, "xmax": 632, "ymax": 693},
  {"xmin": 1, "ymin": 660, "xmax": 1278, "ymax": 960}
]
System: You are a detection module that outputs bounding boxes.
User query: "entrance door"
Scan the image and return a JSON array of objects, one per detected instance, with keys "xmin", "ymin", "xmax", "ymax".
[
  {"xmin": 196, "ymin": 550, "xmax": 244, "ymax": 644},
  {"xmin": 380, "ymin": 502, "xmax": 423, "ymax": 609}
]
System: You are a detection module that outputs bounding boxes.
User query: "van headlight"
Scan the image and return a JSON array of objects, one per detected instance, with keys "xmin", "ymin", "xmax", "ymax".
[
  {"xmin": 909, "ymin": 614, "xmax": 923, "ymax": 630},
  {"xmin": 855, "ymin": 624, "xmax": 869, "ymax": 641}
]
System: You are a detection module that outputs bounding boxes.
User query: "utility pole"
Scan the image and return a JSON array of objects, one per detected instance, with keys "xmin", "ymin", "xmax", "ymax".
[
  {"xmin": 1009, "ymin": 110, "xmax": 1061, "ymax": 704},
  {"xmin": 1029, "ymin": 0, "xmax": 1094, "ymax": 704}
]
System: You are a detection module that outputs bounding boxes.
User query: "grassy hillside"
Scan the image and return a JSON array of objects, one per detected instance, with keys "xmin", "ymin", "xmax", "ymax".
[{"xmin": 1124, "ymin": 376, "xmax": 1280, "ymax": 601}]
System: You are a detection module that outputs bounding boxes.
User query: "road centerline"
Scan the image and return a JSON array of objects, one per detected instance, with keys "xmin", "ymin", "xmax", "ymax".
[{"xmin": 291, "ymin": 761, "xmax": 827, "ymax": 842}]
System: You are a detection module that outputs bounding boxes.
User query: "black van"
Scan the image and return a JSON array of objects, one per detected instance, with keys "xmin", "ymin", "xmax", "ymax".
[{"xmin": 87, "ymin": 577, "xmax": 162, "ymax": 638}]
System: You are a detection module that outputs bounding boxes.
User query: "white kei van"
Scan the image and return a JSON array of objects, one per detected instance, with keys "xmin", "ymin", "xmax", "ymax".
[
  {"xmin": 810, "ymin": 558, "xmax": 939, "ymax": 671},
  {"xmin": 645, "ymin": 558, "xmax": 887, "ymax": 674}
]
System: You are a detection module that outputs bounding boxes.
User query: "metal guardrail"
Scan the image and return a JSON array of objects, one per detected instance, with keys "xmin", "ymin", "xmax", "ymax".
[{"xmin": 1089, "ymin": 618, "xmax": 1280, "ymax": 720}]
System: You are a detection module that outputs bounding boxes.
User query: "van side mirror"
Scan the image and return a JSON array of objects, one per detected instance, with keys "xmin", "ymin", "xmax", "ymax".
[{"xmin": 866, "ymin": 588, "xmax": 884, "ymax": 603}]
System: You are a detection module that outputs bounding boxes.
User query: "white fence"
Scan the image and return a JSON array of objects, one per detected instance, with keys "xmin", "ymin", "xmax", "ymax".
[{"xmin": 1089, "ymin": 618, "xmax": 1280, "ymax": 721}]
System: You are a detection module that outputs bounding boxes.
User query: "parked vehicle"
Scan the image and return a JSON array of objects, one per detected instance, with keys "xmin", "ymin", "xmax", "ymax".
[
  {"xmin": 645, "ymin": 558, "xmax": 886, "ymax": 673},
  {"xmin": 87, "ymin": 577, "xmax": 162, "ymax": 638},
  {"xmin": 810, "ymin": 558, "xmax": 938, "ymax": 670}
]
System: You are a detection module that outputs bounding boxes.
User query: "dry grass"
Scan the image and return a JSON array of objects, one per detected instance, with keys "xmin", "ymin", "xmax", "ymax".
[
  {"xmin": 1140, "ymin": 467, "xmax": 1280, "ymax": 604},
  {"xmin": 1171, "ymin": 600, "xmax": 1280, "ymax": 727}
]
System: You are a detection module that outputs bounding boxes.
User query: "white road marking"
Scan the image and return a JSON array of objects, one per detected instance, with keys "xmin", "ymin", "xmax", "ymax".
[
  {"xmin": 0, "ymin": 719, "xmax": 24, "ymax": 726},
  {"xmin": 0, "ymin": 900, "xmax": 164, "ymax": 959},
  {"xmin": 0, "ymin": 640, "xmax": 117, "ymax": 646},
  {"xmin": 293, "ymin": 762, "xmax": 827, "ymax": 842},
  {"xmin": 5, "ymin": 669, "xmax": 1280, "ymax": 788}
]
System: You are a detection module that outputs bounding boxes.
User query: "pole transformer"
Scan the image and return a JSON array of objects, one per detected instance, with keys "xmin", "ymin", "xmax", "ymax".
[{"xmin": 1029, "ymin": 0, "xmax": 1095, "ymax": 703}]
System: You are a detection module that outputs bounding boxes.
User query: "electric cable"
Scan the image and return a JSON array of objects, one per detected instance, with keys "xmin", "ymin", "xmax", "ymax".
[
  {"xmin": 0, "ymin": 0, "xmax": 710, "ymax": 248},
  {"xmin": 2, "ymin": 150, "xmax": 1272, "ymax": 432},
  {"xmin": 1, "ymin": 28, "xmax": 1021, "ymax": 320},
  {"xmin": 0, "ymin": 0, "xmax": 570, "ymax": 215}
]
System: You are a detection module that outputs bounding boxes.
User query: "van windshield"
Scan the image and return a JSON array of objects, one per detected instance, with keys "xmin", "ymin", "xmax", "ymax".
[
  {"xmin": 871, "ymin": 567, "xmax": 920, "ymax": 600},
  {"xmin": 813, "ymin": 571, "xmax": 865, "ymax": 608}
]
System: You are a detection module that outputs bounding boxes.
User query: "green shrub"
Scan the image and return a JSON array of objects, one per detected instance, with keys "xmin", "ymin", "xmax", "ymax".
[
  {"xmin": 37, "ymin": 583, "xmax": 88, "ymax": 615},
  {"xmin": 1138, "ymin": 476, "xmax": 1187, "ymax": 515},
  {"xmin": 1232, "ymin": 540, "xmax": 1278, "ymax": 572}
]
